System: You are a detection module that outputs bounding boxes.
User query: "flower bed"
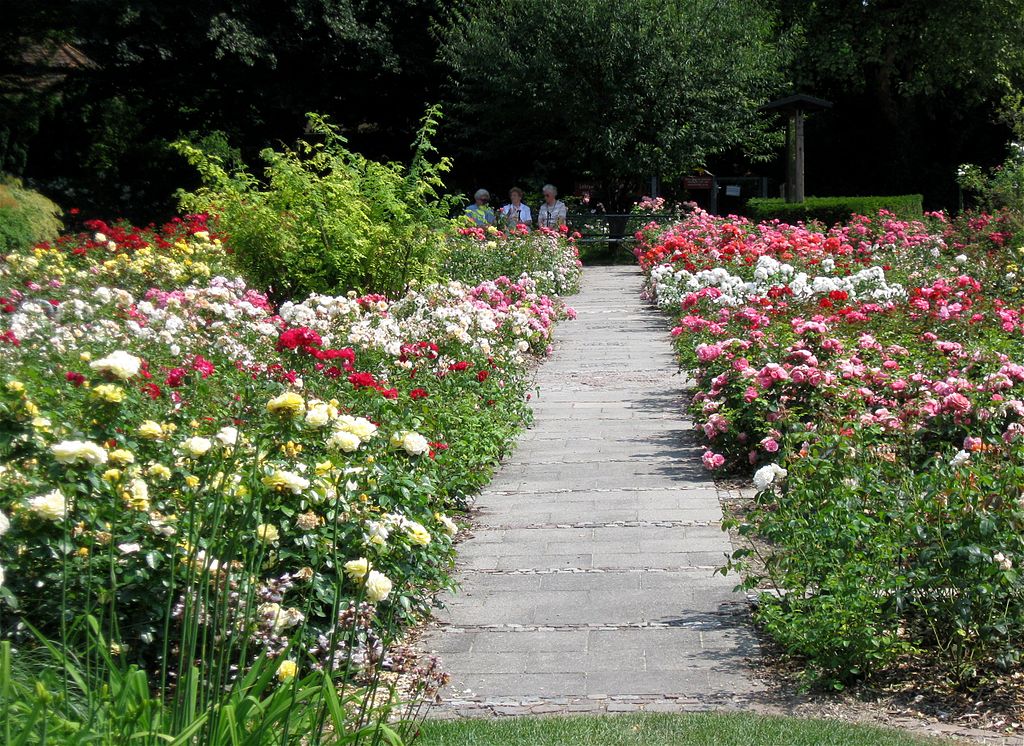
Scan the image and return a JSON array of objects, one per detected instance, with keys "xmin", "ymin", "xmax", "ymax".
[
  {"xmin": 638, "ymin": 208, "xmax": 1024, "ymax": 686},
  {"xmin": 0, "ymin": 215, "xmax": 575, "ymax": 737},
  {"xmin": 443, "ymin": 223, "xmax": 583, "ymax": 297}
]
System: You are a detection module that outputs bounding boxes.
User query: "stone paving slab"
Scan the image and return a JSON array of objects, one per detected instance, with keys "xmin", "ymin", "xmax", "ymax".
[{"xmin": 423, "ymin": 266, "xmax": 762, "ymax": 715}]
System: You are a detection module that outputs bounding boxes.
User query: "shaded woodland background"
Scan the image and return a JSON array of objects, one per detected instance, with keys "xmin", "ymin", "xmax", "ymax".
[{"xmin": 2, "ymin": 0, "xmax": 1021, "ymax": 218}]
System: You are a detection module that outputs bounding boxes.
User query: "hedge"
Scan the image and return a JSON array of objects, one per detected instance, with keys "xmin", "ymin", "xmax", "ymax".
[
  {"xmin": 0, "ymin": 176, "xmax": 63, "ymax": 252},
  {"xmin": 745, "ymin": 194, "xmax": 923, "ymax": 226}
]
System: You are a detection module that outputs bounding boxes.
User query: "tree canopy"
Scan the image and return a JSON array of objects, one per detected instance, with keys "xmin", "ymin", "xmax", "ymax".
[
  {"xmin": 439, "ymin": 0, "xmax": 791, "ymax": 194},
  {"xmin": 1, "ymin": 0, "xmax": 1022, "ymax": 214}
]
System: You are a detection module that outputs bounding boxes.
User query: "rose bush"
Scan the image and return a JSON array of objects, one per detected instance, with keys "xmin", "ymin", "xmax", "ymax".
[
  {"xmin": 640, "ymin": 207, "xmax": 1024, "ymax": 686},
  {"xmin": 0, "ymin": 211, "xmax": 575, "ymax": 739}
]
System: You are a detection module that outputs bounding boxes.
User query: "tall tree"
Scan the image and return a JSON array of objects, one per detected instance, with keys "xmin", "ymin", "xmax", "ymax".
[
  {"xmin": 439, "ymin": 0, "xmax": 792, "ymax": 202},
  {"xmin": 774, "ymin": 0, "xmax": 1024, "ymax": 207},
  {"xmin": 2, "ymin": 0, "xmax": 446, "ymax": 218}
]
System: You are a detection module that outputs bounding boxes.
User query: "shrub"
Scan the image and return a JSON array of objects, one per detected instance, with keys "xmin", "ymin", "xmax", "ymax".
[
  {"xmin": 640, "ymin": 207, "xmax": 1024, "ymax": 686},
  {"xmin": 175, "ymin": 109, "xmax": 460, "ymax": 300},
  {"xmin": 442, "ymin": 224, "xmax": 583, "ymax": 296},
  {"xmin": 0, "ymin": 177, "xmax": 62, "ymax": 253},
  {"xmin": 745, "ymin": 194, "xmax": 923, "ymax": 226}
]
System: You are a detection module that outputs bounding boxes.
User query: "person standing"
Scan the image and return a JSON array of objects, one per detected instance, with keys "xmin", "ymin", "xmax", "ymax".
[
  {"xmin": 499, "ymin": 187, "xmax": 532, "ymax": 228},
  {"xmin": 537, "ymin": 184, "xmax": 567, "ymax": 229},
  {"xmin": 464, "ymin": 188, "xmax": 496, "ymax": 226}
]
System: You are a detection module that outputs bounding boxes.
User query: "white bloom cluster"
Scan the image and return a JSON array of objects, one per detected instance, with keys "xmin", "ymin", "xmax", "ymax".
[
  {"xmin": 752, "ymin": 463, "xmax": 788, "ymax": 491},
  {"xmin": 650, "ymin": 255, "xmax": 905, "ymax": 309}
]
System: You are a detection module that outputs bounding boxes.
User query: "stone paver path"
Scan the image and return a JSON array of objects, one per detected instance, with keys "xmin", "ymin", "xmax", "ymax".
[{"xmin": 422, "ymin": 266, "xmax": 762, "ymax": 716}]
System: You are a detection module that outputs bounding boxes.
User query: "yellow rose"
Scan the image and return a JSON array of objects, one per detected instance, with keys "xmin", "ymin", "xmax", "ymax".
[
  {"xmin": 267, "ymin": 392, "xmax": 305, "ymax": 417},
  {"xmin": 102, "ymin": 468, "xmax": 123, "ymax": 483},
  {"xmin": 123, "ymin": 478, "xmax": 150, "ymax": 511},
  {"xmin": 108, "ymin": 449, "xmax": 135, "ymax": 465},
  {"xmin": 93, "ymin": 384, "xmax": 126, "ymax": 403},
  {"xmin": 255, "ymin": 523, "xmax": 280, "ymax": 544},
  {"xmin": 344, "ymin": 557, "xmax": 370, "ymax": 582},
  {"xmin": 147, "ymin": 463, "xmax": 172, "ymax": 481},
  {"xmin": 138, "ymin": 420, "xmax": 164, "ymax": 439},
  {"xmin": 6, "ymin": 381, "xmax": 24, "ymax": 393},
  {"xmin": 403, "ymin": 520, "xmax": 432, "ymax": 546},
  {"xmin": 276, "ymin": 659, "xmax": 298, "ymax": 682},
  {"xmin": 364, "ymin": 571, "xmax": 393, "ymax": 603},
  {"xmin": 184, "ymin": 475, "xmax": 200, "ymax": 488}
]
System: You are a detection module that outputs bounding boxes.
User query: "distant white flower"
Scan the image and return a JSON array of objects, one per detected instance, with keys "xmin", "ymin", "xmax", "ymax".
[
  {"xmin": 182, "ymin": 436, "xmax": 213, "ymax": 457},
  {"xmin": 328, "ymin": 430, "xmax": 362, "ymax": 453},
  {"xmin": 0, "ymin": 511, "xmax": 9, "ymax": 537},
  {"xmin": 215, "ymin": 426, "xmax": 239, "ymax": 447},
  {"xmin": 400, "ymin": 431, "xmax": 429, "ymax": 456},
  {"xmin": 90, "ymin": 350, "xmax": 142, "ymax": 379},
  {"xmin": 954, "ymin": 254, "xmax": 968, "ymax": 264},
  {"xmin": 994, "ymin": 551, "xmax": 1013, "ymax": 571},
  {"xmin": 27, "ymin": 489, "xmax": 67, "ymax": 521},
  {"xmin": 365, "ymin": 570, "xmax": 393, "ymax": 602},
  {"xmin": 117, "ymin": 542, "xmax": 141, "ymax": 554},
  {"xmin": 950, "ymin": 450, "xmax": 971, "ymax": 468},
  {"xmin": 51, "ymin": 440, "xmax": 108, "ymax": 466}
]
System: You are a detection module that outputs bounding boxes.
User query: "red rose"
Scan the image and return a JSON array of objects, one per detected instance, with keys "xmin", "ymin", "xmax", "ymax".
[{"xmin": 410, "ymin": 388, "xmax": 429, "ymax": 400}]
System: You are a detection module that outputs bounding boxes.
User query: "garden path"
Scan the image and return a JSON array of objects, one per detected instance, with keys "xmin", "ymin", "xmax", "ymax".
[{"xmin": 421, "ymin": 265, "xmax": 763, "ymax": 717}]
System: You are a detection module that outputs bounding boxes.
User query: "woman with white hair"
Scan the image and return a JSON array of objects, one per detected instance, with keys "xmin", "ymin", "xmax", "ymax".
[
  {"xmin": 464, "ymin": 188, "xmax": 496, "ymax": 227},
  {"xmin": 536, "ymin": 184, "xmax": 567, "ymax": 229},
  {"xmin": 499, "ymin": 187, "xmax": 532, "ymax": 229}
]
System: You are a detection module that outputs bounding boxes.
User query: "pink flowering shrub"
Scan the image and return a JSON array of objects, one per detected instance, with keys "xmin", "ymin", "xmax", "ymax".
[{"xmin": 642, "ymin": 208, "xmax": 1024, "ymax": 686}]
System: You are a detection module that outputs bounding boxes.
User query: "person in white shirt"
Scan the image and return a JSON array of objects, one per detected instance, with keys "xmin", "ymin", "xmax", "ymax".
[
  {"xmin": 537, "ymin": 184, "xmax": 567, "ymax": 229},
  {"xmin": 499, "ymin": 187, "xmax": 532, "ymax": 228}
]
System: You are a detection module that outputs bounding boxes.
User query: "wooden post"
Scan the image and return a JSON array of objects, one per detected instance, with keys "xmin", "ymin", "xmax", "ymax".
[
  {"xmin": 786, "ymin": 109, "xmax": 807, "ymax": 203},
  {"xmin": 760, "ymin": 95, "xmax": 830, "ymax": 204},
  {"xmin": 794, "ymin": 108, "xmax": 805, "ymax": 203}
]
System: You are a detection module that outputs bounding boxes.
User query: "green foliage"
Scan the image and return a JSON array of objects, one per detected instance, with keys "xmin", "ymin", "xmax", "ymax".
[
  {"xmin": 0, "ymin": 177, "xmax": 61, "ymax": 253},
  {"xmin": 417, "ymin": 711, "xmax": 942, "ymax": 746},
  {"xmin": 0, "ymin": 636, "xmax": 410, "ymax": 745},
  {"xmin": 958, "ymin": 82, "xmax": 1024, "ymax": 237},
  {"xmin": 175, "ymin": 109, "xmax": 460, "ymax": 299},
  {"xmin": 439, "ymin": 0, "xmax": 792, "ymax": 184},
  {"xmin": 442, "ymin": 227, "xmax": 583, "ymax": 296},
  {"xmin": 728, "ymin": 431, "xmax": 1024, "ymax": 688},
  {"xmin": 746, "ymin": 195, "xmax": 923, "ymax": 225}
]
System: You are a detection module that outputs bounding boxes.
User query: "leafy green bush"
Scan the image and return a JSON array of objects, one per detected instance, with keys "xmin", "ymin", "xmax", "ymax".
[
  {"xmin": 729, "ymin": 430, "xmax": 1024, "ymax": 688},
  {"xmin": 746, "ymin": 195, "xmax": 923, "ymax": 226},
  {"xmin": 0, "ymin": 177, "xmax": 62, "ymax": 253},
  {"xmin": 443, "ymin": 225, "xmax": 583, "ymax": 296},
  {"xmin": 175, "ymin": 109, "xmax": 460, "ymax": 300}
]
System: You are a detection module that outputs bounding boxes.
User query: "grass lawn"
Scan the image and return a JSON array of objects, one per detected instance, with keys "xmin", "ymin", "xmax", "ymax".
[{"xmin": 415, "ymin": 712, "xmax": 949, "ymax": 746}]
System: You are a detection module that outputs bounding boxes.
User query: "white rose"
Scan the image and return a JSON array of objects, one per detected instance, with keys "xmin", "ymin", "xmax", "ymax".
[
  {"xmin": 27, "ymin": 489, "xmax": 67, "ymax": 521},
  {"xmin": 89, "ymin": 350, "xmax": 142, "ymax": 379},
  {"xmin": 401, "ymin": 431, "xmax": 429, "ymax": 456},
  {"xmin": 182, "ymin": 436, "xmax": 213, "ymax": 457},
  {"xmin": 0, "ymin": 511, "xmax": 9, "ymax": 537},
  {"xmin": 51, "ymin": 440, "xmax": 108, "ymax": 465},
  {"xmin": 336, "ymin": 415, "xmax": 377, "ymax": 440},
  {"xmin": 328, "ymin": 430, "xmax": 362, "ymax": 453},
  {"xmin": 118, "ymin": 542, "xmax": 141, "ymax": 554},
  {"xmin": 950, "ymin": 450, "xmax": 971, "ymax": 468},
  {"xmin": 215, "ymin": 427, "xmax": 239, "ymax": 447},
  {"xmin": 305, "ymin": 404, "xmax": 331, "ymax": 429},
  {"xmin": 364, "ymin": 570, "xmax": 393, "ymax": 603},
  {"xmin": 752, "ymin": 465, "xmax": 777, "ymax": 491}
]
